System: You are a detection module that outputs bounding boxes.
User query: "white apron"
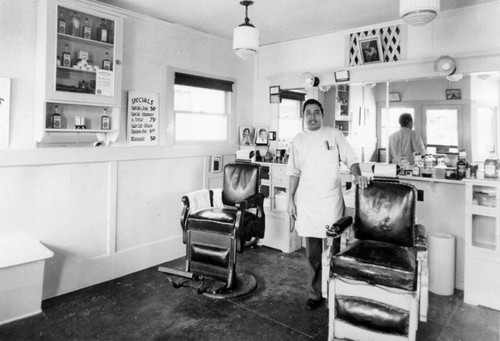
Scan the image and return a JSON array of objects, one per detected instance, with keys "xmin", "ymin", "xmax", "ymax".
[{"xmin": 293, "ymin": 129, "xmax": 345, "ymax": 238}]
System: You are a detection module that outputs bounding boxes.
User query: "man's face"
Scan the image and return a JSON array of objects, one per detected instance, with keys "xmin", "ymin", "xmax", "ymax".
[{"xmin": 304, "ymin": 104, "xmax": 323, "ymax": 131}]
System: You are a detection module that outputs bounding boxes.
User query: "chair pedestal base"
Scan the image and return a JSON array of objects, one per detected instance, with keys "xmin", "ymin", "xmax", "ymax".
[{"xmin": 158, "ymin": 267, "xmax": 257, "ymax": 298}]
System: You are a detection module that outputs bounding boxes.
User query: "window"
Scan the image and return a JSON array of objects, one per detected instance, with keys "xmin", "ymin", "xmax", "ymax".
[
  {"xmin": 379, "ymin": 107, "xmax": 415, "ymax": 148},
  {"xmin": 473, "ymin": 107, "xmax": 498, "ymax": 162},
  {"xmin": 422, "ymin": 105, "xmax": 462, "ymax": 153},
  {"xmin": 279, "ymin": 90, "xmax": 305, "ymax": 141},
  {"xmin": 174, "ymin": 73, "xmax": 233, "ymax": 142}
]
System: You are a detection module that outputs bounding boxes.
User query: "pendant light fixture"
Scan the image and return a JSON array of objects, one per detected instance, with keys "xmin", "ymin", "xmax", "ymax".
[
  {"xmin": 400, "ymin": 0, "xmax": 440, "ymax": 27},
  {"xmin": 233, "ymin": 1, "xmax": 259, "ymax": 59}
]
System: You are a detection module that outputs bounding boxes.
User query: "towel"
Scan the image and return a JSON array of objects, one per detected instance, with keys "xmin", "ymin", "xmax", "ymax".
[
  {"xmin": 185, "ymin": 189, "xmax": 211, "ymax": 213},
  {"xmin": 212, "ymin": 188, "xmax": 223, "ymax": 208}
]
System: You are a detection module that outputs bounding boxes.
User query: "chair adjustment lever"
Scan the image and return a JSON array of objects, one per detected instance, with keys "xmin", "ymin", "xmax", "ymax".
[{"xmin": 158, "ymin": 267, "xmax": 203, "ymax": 281}]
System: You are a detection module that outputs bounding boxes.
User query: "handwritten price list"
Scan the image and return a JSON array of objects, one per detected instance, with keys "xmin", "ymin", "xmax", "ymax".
[{"xmin": 127, "ymin": 92, "xmax": 159, "ymax": 146}]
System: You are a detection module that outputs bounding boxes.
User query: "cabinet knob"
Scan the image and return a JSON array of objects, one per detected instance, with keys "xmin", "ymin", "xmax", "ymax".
[{"xmin": 115, "ymin": 60, "xmax": 121, "ymax": 65}]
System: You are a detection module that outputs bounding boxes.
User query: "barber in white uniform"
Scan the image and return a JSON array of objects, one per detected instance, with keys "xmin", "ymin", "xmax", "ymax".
[{"xmin": 286, "ymin": 99, "xmax": 369, "ymax": 310}]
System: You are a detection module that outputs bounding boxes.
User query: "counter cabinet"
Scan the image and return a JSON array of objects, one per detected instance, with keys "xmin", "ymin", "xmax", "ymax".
[
  {"xmin": 35, "ymin": 0, "xmax": 124, "ymax": 146},
  {"xmin": 464, "ymin": 179, "xmax": 500, "ymax": 310},
  {"xmin": 257, "ymin": 162, "xmax": 302, "ymax": 253}
]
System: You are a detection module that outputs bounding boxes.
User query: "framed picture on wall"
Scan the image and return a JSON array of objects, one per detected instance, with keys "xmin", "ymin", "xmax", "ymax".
[
  {"xmin": 239, "ymin": 126, "xmax": 255, "ymax": 146},
  {"xmin": 445, "ymin": 89, "xmax": 461, "ymax": 100},
  {"xmin": 255, "ymin": 126, "xmax": 269, "ymax": 145},
  {"xmin": 358, "ymin": 35, "xmax": 383, "ymax": 64}
]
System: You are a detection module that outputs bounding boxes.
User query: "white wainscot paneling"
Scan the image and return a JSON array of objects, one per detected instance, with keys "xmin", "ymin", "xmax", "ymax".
[{"xmin": 116, "ymin": 157, "xmax": 204, "ymax": 252}]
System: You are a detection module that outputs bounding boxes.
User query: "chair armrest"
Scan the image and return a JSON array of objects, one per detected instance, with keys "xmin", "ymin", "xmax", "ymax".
[
  {"xmin": 180, "ymin": 196, "xmax": 190, "ymax": 243},
  {"xmin": 326, "ymin": 216, "xmax": 353, "ymax": 238},
  {"xmin": 415, "ymin": 224, "xmax": 427, "ymax": 252}
]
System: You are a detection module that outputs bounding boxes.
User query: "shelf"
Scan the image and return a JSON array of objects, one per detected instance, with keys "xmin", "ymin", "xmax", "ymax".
[
  {"xmin": 45, "ymin": 128, "xmax": 116, "ymax": 134},
  {"xmin": 57, "ymin": 33, "xmax": 114, "ymax": 48},
  {"xmin": 57, "ymin": 66, "xmax": 97, "ymax": 74}
]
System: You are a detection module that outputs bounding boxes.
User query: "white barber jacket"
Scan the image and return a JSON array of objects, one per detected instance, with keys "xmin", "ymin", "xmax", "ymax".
[{"xmin": 286, "ymin": 127, "xmax": 359, "ymax": 238}]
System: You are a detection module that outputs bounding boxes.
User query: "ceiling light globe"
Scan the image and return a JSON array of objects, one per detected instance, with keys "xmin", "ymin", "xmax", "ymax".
[
  {"xmin": 233, "ymin": 25, "xmax": 259, "ymax": 59},
  {"xmin": 400, "ymin": 0, "xmax": 440, "ymax": 26}
]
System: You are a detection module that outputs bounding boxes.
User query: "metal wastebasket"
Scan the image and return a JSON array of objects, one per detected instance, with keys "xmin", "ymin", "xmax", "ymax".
[{"xmin": 428, "ymin": 232, "xmax": 456, "ymax": 295}]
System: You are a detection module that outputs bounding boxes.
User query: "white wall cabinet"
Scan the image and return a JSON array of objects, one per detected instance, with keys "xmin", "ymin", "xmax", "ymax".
[
  {"xmin": 464, "ymin": 179, "xmax": 500, "ymax": 310},
  {"xmin": 257, "ymin": 162, "xmax": 302, "ymax": 253},
  {"xmin": 35, "ymin": 0, "xmax": 124, "ymax": 146}
]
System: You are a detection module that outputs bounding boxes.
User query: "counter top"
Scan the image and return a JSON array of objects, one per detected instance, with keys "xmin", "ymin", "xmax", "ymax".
[{"xmin": 399, "ymin": 175, "xmax": 466, "ymax": 185}]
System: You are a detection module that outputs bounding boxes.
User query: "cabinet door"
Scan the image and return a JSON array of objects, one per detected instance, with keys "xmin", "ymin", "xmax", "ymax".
[{"xmin": 39, "ymin": 0, "xmax": 123, "ymax": 107}]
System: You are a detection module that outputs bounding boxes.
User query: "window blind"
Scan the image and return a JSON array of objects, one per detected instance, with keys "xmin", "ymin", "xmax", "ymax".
[{"xmin": 175, "ymin": 73, "xmax": 233, "ymax": 92}]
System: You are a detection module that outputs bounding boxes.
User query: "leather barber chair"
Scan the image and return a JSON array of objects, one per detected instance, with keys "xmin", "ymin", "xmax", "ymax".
[
  {"xmin": 159, "ymin": 162, "xmax": 265, "ymax": 298},
  {"xmin": 323, "ymin": 180, "xmax": 428, "ymax": 341}
]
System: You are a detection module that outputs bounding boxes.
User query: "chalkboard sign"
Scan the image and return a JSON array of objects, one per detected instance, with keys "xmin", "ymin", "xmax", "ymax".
[{"xmin": 127, "ymin": 91, "xmax": 159, "ymax": 146}]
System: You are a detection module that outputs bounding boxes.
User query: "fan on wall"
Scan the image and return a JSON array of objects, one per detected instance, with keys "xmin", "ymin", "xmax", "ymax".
[
  {"xmin": 434, "ymin": 55, "xmax": 463, "ymax": 81},
  {"xmin": 301, "ymin": 72, "xmax": 320, "ymax": 89}
]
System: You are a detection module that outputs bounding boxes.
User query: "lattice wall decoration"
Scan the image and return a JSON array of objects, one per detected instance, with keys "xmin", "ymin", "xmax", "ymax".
[{"xmin": 349, "ymin": 25, "xmax": 402, "ymax": 66}]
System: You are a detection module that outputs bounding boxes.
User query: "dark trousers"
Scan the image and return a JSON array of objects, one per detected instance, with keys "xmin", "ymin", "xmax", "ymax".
[{"xmin": 305, "ymin": 237, "xmax": 323, "ymax": 300}]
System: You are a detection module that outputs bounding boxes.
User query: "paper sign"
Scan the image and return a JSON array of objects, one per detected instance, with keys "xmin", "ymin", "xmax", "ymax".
[
  {"xmin": 127, "ymin": 91, "xmax": 159, "ymax": 146},
  {"xmin": 95, "ymin": 70, "xmax": 114, "ymax": 97},
  {"xmin": 0, "ymin": 77, "xmax": 11, "ymax": 149}
]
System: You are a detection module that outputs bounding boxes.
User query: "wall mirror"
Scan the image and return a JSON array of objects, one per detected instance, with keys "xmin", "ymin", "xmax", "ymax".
[{"xmin": 276, "ymin": 70, "xmax": 500, "ymax": 165}]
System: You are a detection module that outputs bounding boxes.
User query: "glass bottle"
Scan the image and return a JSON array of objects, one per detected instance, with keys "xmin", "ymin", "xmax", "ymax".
[
  {"xmin": 412, "ymin": 153, "xmax": 421, "ymax": 176},
  {"xmin": 62, "ymin": 44, "xmax": 71, "ymax": 67},
  {"xmin": 97, "ymin": 18, "xmax": 108, "ymax": 42},
  {"xmin": 51, "ymin": 105, "xmax": 62, "ymax": 129},
  {"xmin": 101, "ymin": 108, "xmax": 111, "ymax": 130},
  {"xmin": 82, "ymin": 17, "xmax": 91, "ymax": 39},
  {"xmin": 456, "ymin": 150, "xmax": 469, "ymax": 180},
  {"xmin": 58, "ymin": 11, "xmax": 66, "ymax": 34},
  {"xmin": 69, "ymin": 11, "xmax": 81, "ymax": 36},
  {"xmin": 484, "ymin": 151, "xmax": 499, "ymax": 179},
  {"xmin": 102, "ymin": 52, "xmax": 111, "ymax": 70}
]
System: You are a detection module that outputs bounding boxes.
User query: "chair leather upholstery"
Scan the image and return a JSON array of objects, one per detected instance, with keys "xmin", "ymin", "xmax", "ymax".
[
  {"xmin": 354, "ymin": 181, "xmax": 416, "ymax": 247},
  {"xmin": 332, "ymin": 239, "xmax": 417, "ymax": 291}
]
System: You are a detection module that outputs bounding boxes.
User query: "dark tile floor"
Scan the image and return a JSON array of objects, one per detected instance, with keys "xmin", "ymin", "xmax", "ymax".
[{"xmin": 0, "ymin": 246, "xmax": 498, "ymax": 340}]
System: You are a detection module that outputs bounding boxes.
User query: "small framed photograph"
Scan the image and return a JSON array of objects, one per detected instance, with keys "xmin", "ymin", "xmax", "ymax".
[
  {"xmin": 255, "ymin": 126, "xmax": 269, "ymax": 145},
  {"xmin": 269, "ymin": 85, "xmax": 280, "ymax": 95},
  {"xmin": 239, "ymin": 126, "xmax": 255, "ymax": 146},
  {"xmin": 210, "ymin": 155, "xmax": 222, "ymax": 173},
  {"xmin": 389, "ymin": 92, "xmax": 401, "ymax": 102},
  {"xmin": 445, "ymin": 89, "xmax": 461, "ymax": 100},
  {"xmin": 268, "ymin": 131, "xmax": 277, "ymax": 141},
  {"xmin": 334, "ymin": 70, "xmax": 350, "ymax": 82},
  {"xmin": 358, "ymin": 35, "xmax": 383, "ymax": 64}
]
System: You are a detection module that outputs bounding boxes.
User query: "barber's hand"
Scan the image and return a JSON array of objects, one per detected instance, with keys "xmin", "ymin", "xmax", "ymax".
[
  {"xmin": 353, "ymin": 175, "xmax": 370, "ymax": 189},
  {"xmin": 288, "ymin": 201, "xmax": 297, "ymax": 221}
]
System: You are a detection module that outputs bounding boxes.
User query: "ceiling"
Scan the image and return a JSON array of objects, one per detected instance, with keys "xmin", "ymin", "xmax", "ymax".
[{"xmin": 95, "ymin": 0, "xmax": 495, "ymax": 46}]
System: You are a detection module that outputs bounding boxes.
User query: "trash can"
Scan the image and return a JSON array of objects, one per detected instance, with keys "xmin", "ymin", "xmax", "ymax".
[{"xmin": 428, "ymin": 232, "xmax": 456, "ymax": 295}]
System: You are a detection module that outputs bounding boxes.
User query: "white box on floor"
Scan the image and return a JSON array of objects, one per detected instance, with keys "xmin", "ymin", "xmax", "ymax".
[{"xmin": 0, "ymin": 236, "xmax": 53, "ymax": 325}]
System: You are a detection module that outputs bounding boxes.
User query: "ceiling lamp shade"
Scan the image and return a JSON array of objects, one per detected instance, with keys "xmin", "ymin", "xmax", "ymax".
[
  {"xmin": 400, "ymin": 0, "xmax": 440, "ymax": 26},
  {"xmin": 233, "ymin": 1, "xmax": 259, "ymax": 59}
]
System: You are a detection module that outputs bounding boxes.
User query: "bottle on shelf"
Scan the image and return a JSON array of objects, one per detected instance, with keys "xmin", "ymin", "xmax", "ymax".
[
  {"xmin": 102, "ymin": 52, "xmax": 111, "ymax": 70},
  {"xmin": 51, "ymin": 105, "xmax": 62, "ymax": 129},
  {"xmin": 412, "ymin": 153, "xmax": 422, "ymax": 176},
  {"xmin": 75, "ymin": 116, "xmax": 86, "ymax": 130},
  {"xmin": 484, "ymin": 150, "xmax": 499, "ymax": 179},
  {"xmin": 58, "ymin": 11, "xmax": 66, "ymax": 34},
  {"xmin": 61, "ymin": 44, "xmax": 71, "ymax": 67},
  {"xmin": 97, "ymin": 18, "xmax": 108, "ymax": 43},
  {"xmin": 69, "ymin": 11, "xmax": 81, "ymax": 36},
  {"xmin": 456, "ymin": 150, "xmax": 469, "ymax": 180},
  {"xmin": 82, "ymin": 17, "xmax": 91, "ymax": 39},
  {"xmin": 101, "ymin": 108, "xmax": 111, "ymax": 130}
]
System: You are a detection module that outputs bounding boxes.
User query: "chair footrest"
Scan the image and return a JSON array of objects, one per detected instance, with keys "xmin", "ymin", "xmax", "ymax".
[{"xmin": 158, "ymin": 266, "xmax": 228, "ymax": 294}]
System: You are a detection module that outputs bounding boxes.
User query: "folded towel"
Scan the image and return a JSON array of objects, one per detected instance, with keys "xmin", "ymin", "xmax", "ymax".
[
  {"xmin": 212, "ymin": 188, "xmax": 223, "ymax": 208},
  {"xmin": 185, "ymin": 189, "xmax": 211, "ymax": 213}
]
